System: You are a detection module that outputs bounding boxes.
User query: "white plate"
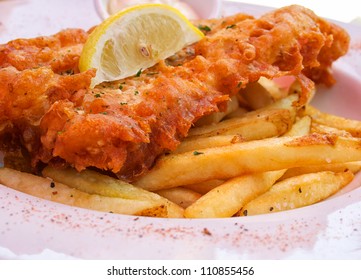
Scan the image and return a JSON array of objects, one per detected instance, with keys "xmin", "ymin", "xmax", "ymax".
[
  {"xmin": 1, "ymin": 1, "xmax": 361, "ymax": 259},
  {"xmin": 94, "ymin": 0, "xmax": 223, "ymax": 20}
]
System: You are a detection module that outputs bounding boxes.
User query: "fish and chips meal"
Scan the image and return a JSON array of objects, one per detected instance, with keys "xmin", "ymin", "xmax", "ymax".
[{"xmin": 1, "ymin": 4, "xmax": 361, "ymax": 218}]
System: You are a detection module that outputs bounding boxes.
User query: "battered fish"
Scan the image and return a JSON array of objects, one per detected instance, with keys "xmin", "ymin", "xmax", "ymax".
[{"xmin": 0, "ymin": 5, "xmax": 350, "ymax": 180}]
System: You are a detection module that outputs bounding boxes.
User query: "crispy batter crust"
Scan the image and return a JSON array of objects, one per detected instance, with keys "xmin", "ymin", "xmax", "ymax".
[{"xmin": 0, "ymin": 5, "xmax": 350, "ymax": 180}]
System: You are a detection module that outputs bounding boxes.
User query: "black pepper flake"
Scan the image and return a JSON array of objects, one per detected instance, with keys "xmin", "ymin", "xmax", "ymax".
[
  {"xmin": 243, "ymin": 209, "xmax": 248, "ymax": 216},
  {"xmin": 50, "ymin": 181, "xmax": 55, "ymax": 188},
  {"xmin": 298, "ymin": 188, "xmax": 302, "ymax": 193},
  {"xmin": 119, "ymin": 84, "xmax": 123, "ymax": 90},
  {"xmin": 134, "ymin": 90, "xmax": 139, "ymax": 95},
  {"xmin": 94, "ymin": 93, "xmax": 101, "ymax": 98},
  {"xmin": 193, "ymin": 151, "xmax": 204, "ymax": 156},
  {"xmin": 237, "ymin": 81, "xmax": 243, "ymax": 88},
  {"xmin": 269, "ymin": 207, "xmax": 274, "ymax": 212}
]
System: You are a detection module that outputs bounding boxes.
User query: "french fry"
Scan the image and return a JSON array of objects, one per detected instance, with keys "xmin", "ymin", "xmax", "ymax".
[
  {"xmin": 176, "ymin": 108, "xmax": 310, "ymax": 154},
  {"xmin": 188, "ymin": 94, "xmax": 299, "ymax": 140},
  {"xmin": 283, "ymin": 115, "xmax": 311, "ymax": 136},
  {"xmin": 288, "ymin": 79, "xmax": 315, "ymax": 103},
  {"xmin": 305, "ymin": 105, "xmax": 361, "ymax": 137},
  {"xmin": 265, "ymin": 93, "xmax": 299, "ymax": 120},
  {"xmin": 42, "ymin": 166, "xmax": 184, "ymax": 218},
  {"xmin": 184, "ymin": 170, "xmax": 285, "ymax": 218},
  {"xmin": 239, "ymin": 170, "xmax": 354, "ymax": 216},
  {"xmin": 156, "ymin": 187, "xmax": 202, "ymax": 208},
  {"xmin": 258, "ymin": 77, "xmax": 289, "ymax": 100},
  {"xmin": 239, "ymin": 80, "xmax": 275, "ymax": 110},
  {"xmin": 43, "ymin": 166, "xmax": 156, "ymax": 200},
  {"xmin": 187, "ymin": 108, "xmax": 293, "ymax": 139},
  {"xmin": 184, "ymin": 179, "xmax": 224, "ymax": 194},
  {"xmin": 311, "ymin": 122, "xmax": 353, "ymax": 137},
  {"xmin": 224, "ymin": 106, "xmax": 248, "ymax": 119},
  {"xmin": 194, "ymin": 96, "xmax": 239, "ymax": 126},
  {"xmin": 134, "ymin": 134, "xmax": 361, "ymax": 191},
  {"xmin": 183, "ymin": 114, "xmax": 311, "ymax": 218},
  {"xmin": 0, "ymin": 167, "xmax": 183, "ymax": 217},
  {"xmin": 280, "ymin": 161, "xmax": 361, "ymax": 180},
  {"xmin": 173, "ymin": 134, "xmax": 244, "ymax": 154},
  {"xmin": 238, "ymin": 77, "xmax": 288, "ymax": 110}
]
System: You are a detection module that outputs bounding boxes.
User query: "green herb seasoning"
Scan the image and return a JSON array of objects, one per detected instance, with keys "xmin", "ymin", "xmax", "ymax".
[
  {"xmin": 136, "ymin": 68, "xmax": 142, "ymax": 77},
  {"xmin": 226, "ymin": 24, "xmax": 236, "ymax": 29},
  {"xmin": 198, "ymin": 25, "xmax": 211, "ymax": 32}
]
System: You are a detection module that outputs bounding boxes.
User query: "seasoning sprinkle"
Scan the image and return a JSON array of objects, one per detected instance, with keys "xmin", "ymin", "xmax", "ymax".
[
  {"xmin": 202, "ymin": 228, "xmax": 212, "ymax": 236},
  {"xmin": 94, "ymin": 93, "xmax": 101, "ymax": 98},
  {"xmin": 50, "ymin": 181, "xmax": 55, "ymax": 188},
  {"xmin": 198, "ymin": 25, "xmax": 211, "ymax": 32},
  {"xmin": 193, "ymin": 151, "xmax": 204, "ymax": 156},
  {"xmin": 135, "ymin": 68, "xmax": 142, "ymax": 77},
  {"xmin": 146, "ymin": 72, "xmax": 159, "ymax": 76},
  {"xmin": 226, "ymin": 24, "xmax": 236, "ymax": 29}
]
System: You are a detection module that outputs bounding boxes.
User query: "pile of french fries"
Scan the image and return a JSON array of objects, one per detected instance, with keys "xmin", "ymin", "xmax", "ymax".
[{"xmin": 1, "ymin": 77, "xmax": 361, "ymax": 218}]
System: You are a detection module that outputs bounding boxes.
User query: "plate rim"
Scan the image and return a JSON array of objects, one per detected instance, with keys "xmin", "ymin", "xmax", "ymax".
[{"xmin": 1, "ymin": 1, "xmax": 361, "ymax": 260}]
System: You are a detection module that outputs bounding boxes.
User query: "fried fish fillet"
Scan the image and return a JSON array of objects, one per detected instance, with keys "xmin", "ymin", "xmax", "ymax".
[{"xmin": 0, "ymin": 5, "xmax": 350, "ymax": 180}]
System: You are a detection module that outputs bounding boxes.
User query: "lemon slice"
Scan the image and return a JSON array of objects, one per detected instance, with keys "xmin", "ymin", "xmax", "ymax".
[{"xmin": 79, "ymin": 3, "xmax": 204, "ymax": 87}]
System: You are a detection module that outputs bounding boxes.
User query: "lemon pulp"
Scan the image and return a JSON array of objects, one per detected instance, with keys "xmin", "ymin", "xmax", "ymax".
[{"xmin": 79, "ymin": 4, "xmax": 204, "ymax": 87}]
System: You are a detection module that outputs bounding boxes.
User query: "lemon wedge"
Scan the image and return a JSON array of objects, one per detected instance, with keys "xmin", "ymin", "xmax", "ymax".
[{"xmin": 79, "ymin": 3, "xmax": 204, "ymax": 87}]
